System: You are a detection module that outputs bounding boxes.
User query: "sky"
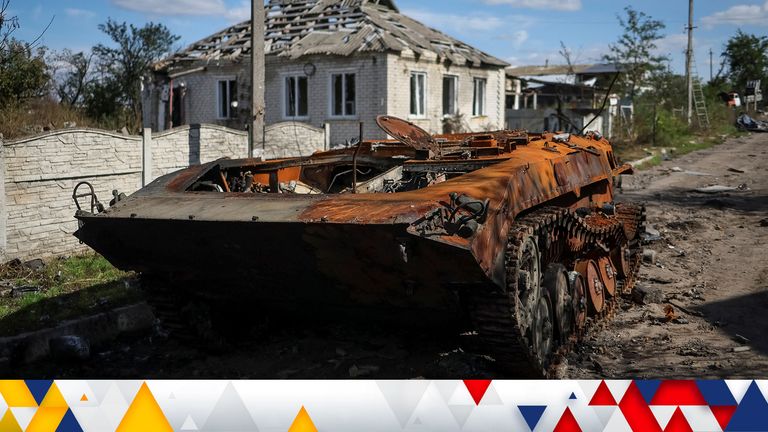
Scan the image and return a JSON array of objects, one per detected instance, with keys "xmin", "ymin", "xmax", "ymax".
[{"xmin": 9, "ymin": 0, "xmax": 768, "ymax": 78}]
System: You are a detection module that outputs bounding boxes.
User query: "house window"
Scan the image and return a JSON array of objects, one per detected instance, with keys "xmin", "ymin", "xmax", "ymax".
[
  {"xmin": 473, "ymin": 78, "xmax": 487, "ymax": 116},
  {"xmin": 284, "ymin": 75, "xmax": 308, "ymax": 118},
  {"xmin": 410, "ymin": 72, "xmax": 426, "ymax": 117},
  {"xmin": 442, "ymin": 75, "xmax": 458, "ymax": 116},
  {"xmin": 331, "ymin": 73, "xmax": 356, "ymax": 117},
  {"xmin": 217, "ymin": 79, "xmax": 237, "ymax": 119}
]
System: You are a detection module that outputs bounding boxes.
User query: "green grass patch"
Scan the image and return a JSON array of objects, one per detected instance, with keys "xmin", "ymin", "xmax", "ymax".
[{"xmin": 0, "ymin": 254, "xmax": 142, "ymax": 336}]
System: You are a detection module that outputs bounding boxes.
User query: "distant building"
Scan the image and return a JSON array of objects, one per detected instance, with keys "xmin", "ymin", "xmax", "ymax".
[
  {"xmin": 505, "ymin": 63, "xmax": 622, "ymax": 135},
  {"xmin": 144, "ymin": 0, "xmax": 508, "ymax": 147}
]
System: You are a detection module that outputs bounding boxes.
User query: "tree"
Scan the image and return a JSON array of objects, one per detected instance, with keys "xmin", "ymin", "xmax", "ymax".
[
  {"xmin": 92, "ymin": 19, "xmax": 179, "ymax": 129},
  {"xmin": 54, "ymin": 49, "xmax": 93, "ymax": 107},
  {"xmin": 721, "ymin": 30, "xmax": 768, "ymax": 95},
  {"xmin": 0, "ymin": 39, "xmax": 48, "ymax": 105},
  {"xmin": 603, "ymin": 6, "xmax": 667, "ymax": 101}
]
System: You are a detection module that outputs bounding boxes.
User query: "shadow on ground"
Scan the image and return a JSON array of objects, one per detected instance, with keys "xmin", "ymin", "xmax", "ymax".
[
  {"xmin": 625, "ymin": 188, "xmax": 768, "ymax": 213},
  {"xmin": 695, "ymin": 290, "xmax": 768, "ymax": 356}
]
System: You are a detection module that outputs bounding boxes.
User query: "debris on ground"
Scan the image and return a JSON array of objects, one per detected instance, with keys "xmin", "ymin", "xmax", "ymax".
[
  {"xmin": 734, "ymin": 334, "xmax": 750, "ymax": 344},
  {"xmin": 733, "ymin": 346, "xmax": 752, "ymax": 353},
  {"xmin": 663, "ymin": 305, "xmax": 677, "ymax": 322},
  {"xmin": 23, "ymin": 259, "xmax": 46, "ymax": 272},
  {"xmin": 641, "ymin": 225, "xmax": 662, "ymax": 243},
  {"xmin": 693, "ymin": 184, "xmax": 749, "ymax": 194},
  {"xmin": 11, "ymin": 286, "xmax": 41, "ymax": 297},
  {"xmin": 49, "ymin": 335, "xmax": 91, "ymax": 361},
  {"xmin": 632, "ymin": 285, "xmax": 664, "ymax": 305}
]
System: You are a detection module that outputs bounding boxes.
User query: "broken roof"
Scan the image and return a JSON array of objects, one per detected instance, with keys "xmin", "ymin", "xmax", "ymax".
[
  {"xmin": 506, "ymin": 63, "xmax": 621, "ymax": 77},
  {"xmin": 155, "ymin": 0, "xmax": 507, "ymax": 73}
]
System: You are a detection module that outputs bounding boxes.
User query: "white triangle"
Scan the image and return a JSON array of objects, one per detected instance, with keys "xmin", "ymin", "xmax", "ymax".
[
  {"xmin": 604, "ymin": 381, "xmax": 632, "ymax": 402},
  {"xmin": 86, "ymin": 381, "xmax": 111, "ymax": 404},
  {"xmin": 97, "ymin": 383, "xmax": 131, "ymax": 431},
  {"xmin": 481, "ymin": 385, "xmax": 503, "ymax": 405},
  {"xmin": 169, "ymin": 393, "xmax": 176, "ymax": 400},
  {"xmin": 592, "ymin": 406, "xmax": 617, "ymax": 427},
  {"xmin": 432, "ymin": 381, "xmax": 460, "ymax": 403},
  {"xmin": 0, "ymin": 392, "xmax": 7, "ymax": 413},
  {"xmin": 56, "ymin": 381, "xmax": 97, "ymax": 408},
  {"xmin": 650, "ymin": 405, "xmax": 677, "ymax": 429},
  {"xmin": 376, "ymin": 380, "xmax": 430, "ymax": 428},
  {"xmin": 181, "ymin": 415, "xmax": 199, "ymax": 431},
  {"xmin": 70, "ymin": 406, "xmax": 114, "ymax": 432},
  {"xmin": 116, "ymin": 381, "xmax": 143, "ymax": 404},
  {"xmin": 9, "ymin": 407, "xmax": 37, "ymax": 430},
  {"xmin": 680, "ymin": 406, "xmax": 721, "ymax": 432},
  {"xmin": 578, "ymin": 381, "xmax": 601, "ymax": 402},
  {"xmin": 448, "ymin": 405, "xmax": 474, "ymax": 428},
  {"xmin": 448, "ymin": 384, "xmax": 475, "ymax": 406},
  {"xmin": 202, "ymin": 382, "xmax": 258, "ymax": 431},
  {"xmin": 602, "ymin": 407, "xmax": 633, "ymax": 432},
  {"xmin": 726, "ymin": 380, "xmax": 752, "ymax": 404}
]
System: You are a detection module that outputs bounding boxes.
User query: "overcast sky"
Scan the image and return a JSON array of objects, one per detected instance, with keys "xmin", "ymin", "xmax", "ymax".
[{"xmin": 10, "ymin": 0, "xmax": 768, "ymax": 77}]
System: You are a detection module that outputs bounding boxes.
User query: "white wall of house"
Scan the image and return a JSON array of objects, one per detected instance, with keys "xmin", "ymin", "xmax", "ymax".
[
  {"xmin": 150, "ymin": 52, "xmax": 506, "ymax": 146},
  {"xmin": 386, "ymin": 52, "xmax": 506, "ymax": 135},
  {"xmin": 264, "ymin": 53, "xmax": 389, "ymax": 146}
]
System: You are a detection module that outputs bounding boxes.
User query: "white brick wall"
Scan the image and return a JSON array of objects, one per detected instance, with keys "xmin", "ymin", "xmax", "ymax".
[
  {"xmin": 154, "ymin": 52, "xmax": 505, "ymax": 147},
  {"xmin": 0, "ymin": 122, "xmax": 322, "ymax": 261}
]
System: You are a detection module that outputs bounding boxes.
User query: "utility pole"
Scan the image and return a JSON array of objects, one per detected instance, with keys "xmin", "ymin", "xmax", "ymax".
[
  {"xmin": 685, "ymin": 0, "xmax": 694, "ymax": 126},
  {"xmin": 250, "ymin": 0, "xmax": 265, "ymax": 156},
  {"xmin": 709, "ymin": 48, "xmax": 713, "ymax": 83}
]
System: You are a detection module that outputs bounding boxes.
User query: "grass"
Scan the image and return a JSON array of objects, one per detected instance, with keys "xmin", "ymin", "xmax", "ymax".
[{"xmin": 0, "ymin": 254, "xmax": 142, "ymax": 336}]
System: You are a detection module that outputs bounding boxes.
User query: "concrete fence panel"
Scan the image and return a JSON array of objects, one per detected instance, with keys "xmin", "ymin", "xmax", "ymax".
[{"xmin": 260, "ymin": 122, "xmax": 326, "ymax": 159}]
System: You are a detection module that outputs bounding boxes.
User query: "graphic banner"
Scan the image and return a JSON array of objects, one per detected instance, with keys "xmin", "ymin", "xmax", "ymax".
[{"xmin": 0, "ymin": 380, "xmax": 765, "ymax": 431}]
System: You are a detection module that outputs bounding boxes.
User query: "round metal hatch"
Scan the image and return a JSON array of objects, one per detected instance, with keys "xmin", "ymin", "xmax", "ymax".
[{"xmin": 375, "ymin": 115, "xmax": 435, "ymax": 151}]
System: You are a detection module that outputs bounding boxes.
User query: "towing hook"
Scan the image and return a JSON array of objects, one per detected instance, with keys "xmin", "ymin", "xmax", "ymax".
[{"xmin": 73, "ymin": 182, "xmax": 105, "ymax": 215}]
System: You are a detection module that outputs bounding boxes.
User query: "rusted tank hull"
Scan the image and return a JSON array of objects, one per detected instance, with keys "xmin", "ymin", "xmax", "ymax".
[{"xmin": 75, "ymin": 216, "xmax": 489, "ymax": 311}]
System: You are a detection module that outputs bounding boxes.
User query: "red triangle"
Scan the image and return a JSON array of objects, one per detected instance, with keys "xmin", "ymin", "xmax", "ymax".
[
  {"xmin": 651, "ymin": 381, "xmax": 707, "ymax": 406},
  {"xmin": 710, "ymin": 405, "xmax": 737, "ymax": 431},
  {"xmin": 553, "ymin": 407, "xmax": 582, "ymax": 432},
  {"xmin": 619, "ymin": 382, "xmax": 662, "ymax": 432},
  {"xmin": 664, "ymin": 407, "xmax": 693, "ymax": 432},
  {"xmin": 463, "ymin": 380, "xmax": 492, "ymax": 405},
  {"xmin": 590, "ymin": 381, "xmax": 617, "ymax": 406}
]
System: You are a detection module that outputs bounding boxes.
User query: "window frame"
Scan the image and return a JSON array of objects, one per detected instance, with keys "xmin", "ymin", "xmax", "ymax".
[
  {"xmin": 328, "ymin": 71, "xmax": 358, "ymax": 119},
  {"xmin": 472, "ymin": 77, "xmax": 487, "ymax": 117},
  {"xmin": 409, "ymin": 71, "xmax": 428, "ymax": 119},
  {"xmin": 442, "ymin": 74, "xmax": 459, "ymax": 117},
  {"xmin": 282, "ymin": 74, "xmax": 310, "ymax": 120},
  {"xmin": 216, "ymin": 77, "xmax": 238, "ymax": 120}
]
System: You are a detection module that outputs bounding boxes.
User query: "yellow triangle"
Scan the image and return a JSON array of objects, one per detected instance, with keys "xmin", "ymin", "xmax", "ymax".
[
  {"xmin": 288, "ymin": 406, "xmax": 318, "ymax": 432},
  {"xmin": 80, "ymin": 394, "xmax": 88, "ymax": 402},
  {"xmin": 0, "ymin": 381, "xmax": 37, "ymax": 408},
  {"xmin": 0, "ymin": 410, "xmax": 23, "ymax": 432},
  {"xmin": 116, "ymin": 383, "xmax": 172, "ymax": 432},
  {"xmin": 39, "ymin": 384, "xmax": 67, "ymax": 409},
  {"xmin": 26, "ymin": 407, "xmax": 68, "ymax": 432}
]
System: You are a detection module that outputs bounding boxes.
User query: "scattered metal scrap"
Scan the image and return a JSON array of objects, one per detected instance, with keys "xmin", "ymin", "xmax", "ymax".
[{"xmin": 737, "ymin": 114, "xmax": 768, "ymax": 133}]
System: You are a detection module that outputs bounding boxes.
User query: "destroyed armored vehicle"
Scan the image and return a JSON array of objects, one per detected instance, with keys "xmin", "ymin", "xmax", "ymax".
[{"xmin": 73, "ymin": 116, "xmax": 644, "ymax": 377}]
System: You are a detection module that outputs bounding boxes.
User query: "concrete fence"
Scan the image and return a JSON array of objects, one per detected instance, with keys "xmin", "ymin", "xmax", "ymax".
[{"xmin": 0, "ymin": 122, "xmax": 325, "ymax": 261}]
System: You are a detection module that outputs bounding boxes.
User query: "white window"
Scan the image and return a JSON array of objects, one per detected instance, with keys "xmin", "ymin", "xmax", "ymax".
[
  {"xmin": 473, "ymin": 78, "xmax": 487, "ymax": 116},
  {"xmin": 410, "ymin": 72, "xmax": 426, "ymax": 117},
  {"xmin": 331, "ymin": 72, "xmax": 356, "ymax": 117},
  {"xmin": 284, "ymin": 75, "xmax": 308, "ymax": 118},
  {"xmin": 443, "ymin": 75, "xmax": 458, "ymax": 116},
  {"xmin": 217, "ymin": 79, "xmax": 237, "ymax": 119}
]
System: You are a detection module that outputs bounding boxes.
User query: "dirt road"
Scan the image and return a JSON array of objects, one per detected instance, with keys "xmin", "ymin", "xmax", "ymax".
[
  {"xmin": 566, "ymin": 131, "xmax": 768, "ymax": 378},
  {"xmin": 14, "ymin": 133, "xmax": 768, "ymax": 379}
]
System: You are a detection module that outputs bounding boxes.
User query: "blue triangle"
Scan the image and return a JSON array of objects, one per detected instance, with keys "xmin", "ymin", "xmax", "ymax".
[
  {"xmin": 56, "ymin": 408, "xmax": 84, "ymax": 432},
  {"xmin": 726, "ymin": 381, "xmax": 768, "ymax": 431},
  {"xmin": 25, "ymin": 380, "xmax": 53, "ymax": 405},
  {"xmin": 518, "ymin": 405, "xmax": 547, "ymax": 431},
  {"xmin": 635, "ymin": 380, "xmax": 661, "ymax": 404},
  {"xmin": 697, "ymin": 380, "xmax": 737, "ymax": 406},
  {"xmin": 569, "ymin": 392, "xmax": 577, "ymax": 400}
]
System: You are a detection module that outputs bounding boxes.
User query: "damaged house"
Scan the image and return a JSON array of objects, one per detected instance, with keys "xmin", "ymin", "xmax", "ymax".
[{"xmin": 144, "ymin": 0, "xmax": 508, "ymax": 148}]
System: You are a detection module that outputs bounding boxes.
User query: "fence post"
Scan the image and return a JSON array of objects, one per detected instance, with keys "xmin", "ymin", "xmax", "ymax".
[
  {"xmin": 324, "ymin": 123, "xmax": 331, "ymax": 151},
  {"xmin": 142, "ymin": 128, "xmax": 153, "ymax": 186},
  {"xmin": 0, "ymin": 140, "xmax": 6, "ymax": 260}
]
